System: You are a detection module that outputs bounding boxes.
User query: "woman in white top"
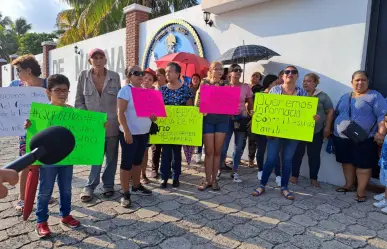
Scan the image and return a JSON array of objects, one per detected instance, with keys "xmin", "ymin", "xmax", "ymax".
[{"xmin": 117, "ymin": 65, "xmax": 156, "ymax": 208}]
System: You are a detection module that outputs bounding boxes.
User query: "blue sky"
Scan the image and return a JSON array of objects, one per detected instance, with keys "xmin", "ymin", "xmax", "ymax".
[{"xmin": 1, "ymin": 0, "xmax": 201, "ymax": 33}]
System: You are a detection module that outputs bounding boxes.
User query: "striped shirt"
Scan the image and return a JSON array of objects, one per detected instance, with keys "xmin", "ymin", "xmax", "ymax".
[
  {"xmin": 334, "ymin": 90, "xmax": 387, "ymax": 139},
  {"xmin": 269, "ymin": 84, "xmax": 307, "ymax": 96}
]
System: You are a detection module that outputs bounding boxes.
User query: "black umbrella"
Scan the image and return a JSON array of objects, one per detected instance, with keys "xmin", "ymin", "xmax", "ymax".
[{"xmin": 218, "ymin": 43, "xmax": 280, "ymax": 81}]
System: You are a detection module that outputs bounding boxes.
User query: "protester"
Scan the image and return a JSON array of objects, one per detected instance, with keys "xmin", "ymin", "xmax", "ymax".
[
  {"xmin": 220, "ymin": 64, "xmax": 253, "ymax": 183},
  {"xmin": 0, "ymin": 169, "xmax": 19, "ymax": 199},
  {"xmin": 190, "ymin": 73, "xmax": 204, "ymax": 164},
  {"xmin": 333, "ymin": 70, "xmax": 387, "ymax": 202},
  {"xmin": 252, "ymin": 65, "xmax": 318, "ymax": 200},
  {"xmin": 140, "ymin": 68, "xmax": 158, "ymax": 184},
  {"xmin": 159, "ymin": 62, "xmax": 193, "ymax": 188},
  {"xmin": 25, "ymin": 74, "xmax": 80, "ymax": 237},
  {"xmin": 117, "ymin": 66, "xmax": 155, "ymax": 208},
  {"xmin": 373, "ymin": 113, "xmax": 387, "ymax": 213},
  {"xmin": 9, "ymin": 54, "xmax": 48, "ymax": 213},
  {"xmin": 292, "ymin": 73, "xmax": 334, "ymax": 187},
  {"xmin": 195, "ymin": 62, "xmax": 229, "ymax": 190},
  {"xmin": 75, "ymin": 48, "xmax": 121, "ymax": 202},
  {"xmin": 254, "ymin": 74, "xmax": 282, "ymax": 186},
  {"xmin": 243, "ymin": 71, "xmax": 263, "ymax": 168}
]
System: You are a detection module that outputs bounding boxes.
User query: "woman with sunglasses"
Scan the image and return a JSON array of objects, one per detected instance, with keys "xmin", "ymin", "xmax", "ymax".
[
  {"xmin": 8, "ymin": 54, "xmax": 49, "ymax": 213},
  {"xmin": 196, "ymin": 62, "xmax": 230, "ymax": 191},
  {"xmin": 117, "ymin": 66, "xmax": 155, "ymax": 208},
  {"xmin": 252, "ymin": 65, "xmax": 317, "ymax": 200},
  {"xmin": 220, "ymin": 64, "xmax": 254, "ymax": 183}
]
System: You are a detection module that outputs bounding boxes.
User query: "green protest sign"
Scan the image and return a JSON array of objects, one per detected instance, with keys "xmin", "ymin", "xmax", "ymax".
[
  {"xmin": 26, "ymin": 102, "xmax": 107, "ymax": 165},
  {"xmin": 252, "ymin": 93, "xmax": 318, "ymax": 142}
]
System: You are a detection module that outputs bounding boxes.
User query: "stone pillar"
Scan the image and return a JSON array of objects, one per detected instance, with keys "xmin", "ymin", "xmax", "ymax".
[
  {"xmin": 123, "ymin": 3, "xmax": 151, "ymax": 67},
  {"xmin": 41, "ymin": 41, "xmax": 57, "ymax": 78},
  {"xmin": 9, "ymin": 54, "xmax": 18, "ymax": 81},
  {"xmin": 0, "ymin": 58, "xmax": 7, "ymax": 87}
]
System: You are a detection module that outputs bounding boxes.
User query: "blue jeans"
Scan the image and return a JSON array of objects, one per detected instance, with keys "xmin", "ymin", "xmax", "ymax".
[
  {"xmin": 254, "ymin": 134, "xmax": 281, "ymax": 176},
  {"xmin": 161, "ymin": 145, "xmax": 182, "ymax": 180},
  {"xmin": 85, "ymin": 136, "xmax": 119, "ymax": 192},
  {"xmin": 220, "ymin": 122, "xmax": 247, "ymax": 171},
  {"xmin": 261, "ymin": 138, "xmax": 298, "ymax": 188},
  {"xmin": 36, "ymin": 166, "xmax": 73, "ymax": 223}
]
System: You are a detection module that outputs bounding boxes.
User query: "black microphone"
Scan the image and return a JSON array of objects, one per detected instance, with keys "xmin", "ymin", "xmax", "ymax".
[{"xmin": 2, "ymin": 126, "xmax": 76, "ymax": 172}]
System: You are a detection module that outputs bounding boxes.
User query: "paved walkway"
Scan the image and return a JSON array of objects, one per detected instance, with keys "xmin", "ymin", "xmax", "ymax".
[{"xmin": 0, "ymin": 137, "xmax": 387, "ymax": 249}]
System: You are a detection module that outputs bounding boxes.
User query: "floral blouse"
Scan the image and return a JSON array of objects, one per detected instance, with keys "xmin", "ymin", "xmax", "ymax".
[{"xmin": 160, "ymin": 84, "xmax": 193, "ymax": 106}]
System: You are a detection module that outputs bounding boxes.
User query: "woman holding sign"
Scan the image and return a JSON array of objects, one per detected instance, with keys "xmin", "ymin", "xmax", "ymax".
[
  {"xmin": 195, "ymin": 62, "xmax": 230, "ymax": 191},
  {"xmin": 333, "ymin": 71, "xmax": 387, "ymax": 202},
  {"xmin": 252, "ymin": 65, "xmax": 312, "ymax": 200},
  {"xmin": 117, "ymin": 66, "xmax": 155, "ymax": 208},
  {"xmin": 220, "ymin": 64, "xmax": 254, "ymax": 183}
]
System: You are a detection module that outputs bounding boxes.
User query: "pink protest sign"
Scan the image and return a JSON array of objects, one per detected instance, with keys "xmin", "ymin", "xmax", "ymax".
[
  {"xmin": 199, "ymin": 85, "xmax": 240, "ymax": 115},
  {"xmin": 131, "ymin": 88, "xmax": 167, "ymax": 117}
]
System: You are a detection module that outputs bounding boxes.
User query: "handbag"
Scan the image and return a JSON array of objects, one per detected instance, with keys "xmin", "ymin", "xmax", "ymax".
[
  {"xmin": 233, "ymin": 116, "xmax": 250, "ymax": 132},
  {"xmin": 341, "ymin": 93, "xmax": 376, "ymax": 145}
]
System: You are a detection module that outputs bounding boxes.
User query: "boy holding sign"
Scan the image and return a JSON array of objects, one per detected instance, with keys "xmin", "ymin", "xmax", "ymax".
[{"xmin": 25, "ymin": 75, "xmax": 81, "ymax": 238}]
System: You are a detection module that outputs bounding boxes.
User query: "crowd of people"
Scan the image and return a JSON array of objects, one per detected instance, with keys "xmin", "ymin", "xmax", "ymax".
[{"xmin": 4, "ymin": 48, "xmax": 387, "ymax": 238}]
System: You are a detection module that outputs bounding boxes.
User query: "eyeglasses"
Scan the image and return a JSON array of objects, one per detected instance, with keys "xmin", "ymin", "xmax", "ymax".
[
  {"xmin": 51, "ymin": 89, "xmax": 70, "ymax": 94},
  {"xmin": 130, "ymin": 71, "xmax": 145, "ymax": 77},
  {"xmin": 284, "ymin": 70, "xmax": 298, "ymax": 75},
  {"xmin": 231, "ymin": 68, "xmax": 243, "ymax": 73}
]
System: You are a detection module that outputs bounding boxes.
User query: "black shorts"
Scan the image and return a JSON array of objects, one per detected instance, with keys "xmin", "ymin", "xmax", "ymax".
[
  {"xmin": 333, "ymin": 135, "xmax": 378, "ymax": 169},
  {"xmin": 119, "ymin": 131, "xmax": 149, "ymax": 171}
]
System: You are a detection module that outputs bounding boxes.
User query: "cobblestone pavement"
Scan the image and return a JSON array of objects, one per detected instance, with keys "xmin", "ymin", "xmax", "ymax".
[{"xmin": 1, "ymin": 137, "xmax": 387, "ymax": 249}]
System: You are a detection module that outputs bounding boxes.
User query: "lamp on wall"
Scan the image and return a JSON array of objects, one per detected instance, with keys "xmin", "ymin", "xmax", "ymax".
[
  {"xmin": 203, "ymin": 12, "xmax": 213, "ymax": 27},
  {"xmin": 74, "ymin": 46, "xmax": 81, "ymax": 55}
]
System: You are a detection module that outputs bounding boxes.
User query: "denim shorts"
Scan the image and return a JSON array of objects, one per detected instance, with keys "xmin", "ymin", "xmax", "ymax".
[
  {"xmin": 203, "ymin": 122, "xmax": 229, "ymax": 134},
  {"xmin": 380, "ymin": 168, "xmax": 387, "ymax": 187},
  {"xmin": 119, "ymin": 131, "xmax": 149, "ymax": 171}
]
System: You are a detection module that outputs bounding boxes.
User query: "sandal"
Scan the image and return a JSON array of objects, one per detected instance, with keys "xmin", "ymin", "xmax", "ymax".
[
  {"xmin": 102, "ymin": 188, "xmax": 115, "ymax": 198},
  {"xmin": 15, "ymin": 200, "xmax": 24, "ymax": 213},
  {"xmin": 80, "ymin": 189, "xmax": 93, "ymax": 203},
  {"xmin": 311, "ymin": 180, "xmax": 320, "ymax": 188},
  {"xmin": 281, "ymin": 188, "xmax": 295, "ymax": 200},
  {"xmin": 198, "ymin": 182, "xmax": 212, "ymax": 191},
  {"xmin": 142, "ymin": 176, "xmax": 150, "ymax": 185},
  {"xmin": 248, "ymin": 161, "xmax": 255, "ymax": 168},
  {"xmin": 355, "ymin": 195, "xmax": 367, "ymax": 202},
  {"xmin": 212, "ymin": 182, "xmax": 220, "ymax": 191},
  {"xmin": 289, "ymin": 176, "xmax": 298, "ymax": 185},
  {"xmin": 251, "ymin": 185, "xmax": 265, "ymax": 197},
  {"xmin": 336, "ymin": 187, "xmax": 355, "ymax": 193}
]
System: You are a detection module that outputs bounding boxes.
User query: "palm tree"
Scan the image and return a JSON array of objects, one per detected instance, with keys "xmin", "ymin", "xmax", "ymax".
[
  {"xmin": 11, "ymin": 18, "xmax": 32, "ymax": 36},
  {"xmin": 0, "ymin": 13, "xmax": 12, "ymax": 29},
  {"xmin": 57, "ymin": 0, "xmax": 198, "ymax": 46}
]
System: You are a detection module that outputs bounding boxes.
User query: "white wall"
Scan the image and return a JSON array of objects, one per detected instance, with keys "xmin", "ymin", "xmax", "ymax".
[
  {"xmin": 140, "ymin": 0, "xmax": 371, "ymax": 186},
  {"xmin": 49, "ymin": 28, "xmax": 126, "ymax": 105}
]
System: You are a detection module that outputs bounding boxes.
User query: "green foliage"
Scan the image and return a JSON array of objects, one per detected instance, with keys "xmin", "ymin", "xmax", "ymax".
[{"xmin": 18, "ymin": 33, "xmax": 57, "ymax": 55}]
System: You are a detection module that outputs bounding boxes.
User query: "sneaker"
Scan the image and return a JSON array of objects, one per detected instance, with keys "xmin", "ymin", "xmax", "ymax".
[
  {"xmin": 194, "ymin": 154, "xmax": 201, "ymax": 164},
  {"xmin": 232, "ymin": 173, "xmax": 243, "ymax": 183},
  {"xmin": 35, "ymin": 222, "xmax": 51, "ymax": 238},
  {"xmin": 160, "ymin": 180, "xmax": 167, "ymax": 189},
  {"xmin": 374, "ymin": 193, "xmax": 386, "ymax": 201},
  {"xmin": 60, "ymin": 215, "xmax": 81, "ymax": 229},
  {"xmin": 257, "ymin": 171, "xmax": 263, "ymax": 180},
  {"xmin": 374, "ymin": 199, "xmax": 387, "ymax": 208},
  {"xmin": 381, "ymin": 206, "xmax": 387, "ymax": 214},
  {"xmin": 172, "ymin": 179, "xmax": 180, "ymax": 188},
  {"xmin": 120, "ymin": 192, "xmax": 132, "ymax": 208},
  {"xmin": 132, "ymin": 184, "xmax": 152, "ymax": 196},
  {"xmin": 275, "ymin": 176, "xmax": 282, "ymax": 187}
]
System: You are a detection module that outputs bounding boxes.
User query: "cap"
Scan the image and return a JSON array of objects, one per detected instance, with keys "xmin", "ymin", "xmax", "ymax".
[
  {"xmin": 89, "ymin": 48, "xmax": 105, "ymax": 59},
  {"xmin": 144, "ymin": 68, "xmax": 157, "ymax": 81}
]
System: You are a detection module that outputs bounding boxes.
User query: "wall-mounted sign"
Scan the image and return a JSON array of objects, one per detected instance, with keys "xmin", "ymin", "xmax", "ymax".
[{"xmin": 142, "ymin": 20, "xmax": 205, "ymax": 70}]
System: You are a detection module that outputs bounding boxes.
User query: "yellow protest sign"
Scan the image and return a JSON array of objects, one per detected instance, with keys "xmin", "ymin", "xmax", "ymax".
[
  {"xmin": 252, "ymin": 93, "xmax": 318, "ymax": 142},
  {"xmin": 150, "ymin": 106, "xmax": 203, "ymax": 146}
]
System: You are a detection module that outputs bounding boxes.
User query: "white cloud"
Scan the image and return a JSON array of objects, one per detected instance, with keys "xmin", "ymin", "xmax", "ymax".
[{"xmin": 1, "ymin": 0, "xmax": 70, "ymax": 33}]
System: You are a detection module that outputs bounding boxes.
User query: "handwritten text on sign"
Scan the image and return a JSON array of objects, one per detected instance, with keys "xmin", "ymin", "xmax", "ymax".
[
  {"xmin": 131, "ymin": 88, "xmax": 167, "ymax": 117},
  {"xmin": 26, "ymin": 103, "xmax": 107, "ymax": 165},
  {"xmin": 0, "ymin": 87, "xmax": 49, "ymax": 137},
  {"xmin": 150, "ymin": 106, "xmax": 203, "ymax": 146},
  {"xmin": 199, "ymin": 85, "xmax": 240, "ymax": 115},
  {"xmin": 252, "ymin": 94, "xmax": 318, "ymax": 142}
]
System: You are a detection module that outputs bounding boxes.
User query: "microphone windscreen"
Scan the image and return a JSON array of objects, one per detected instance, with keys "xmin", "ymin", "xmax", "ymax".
[{"xmin": 30, "ymin": 126, "xmax": 76, "ymax": 165}]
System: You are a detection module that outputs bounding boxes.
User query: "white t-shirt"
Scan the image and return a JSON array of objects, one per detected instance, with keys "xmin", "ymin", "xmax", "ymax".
[{"xmin": 117, "ymin": 85, "xmax": 151, "ymax": 135}]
